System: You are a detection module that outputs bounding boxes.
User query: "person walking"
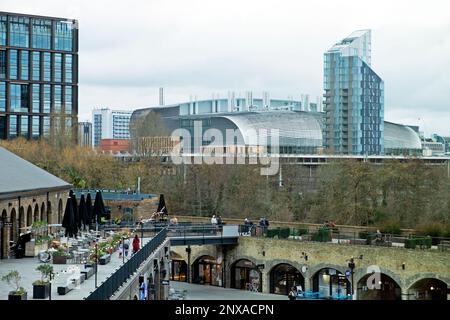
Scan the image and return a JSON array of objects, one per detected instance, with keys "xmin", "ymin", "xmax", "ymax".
[
  {"xmin": 123, "ymin": 237, "xmax": 130, "ymax": 258},
  {"xmin": 288, "ymin": 286, "xmax": 297, "ymax": 300},
  {"xmin": 132, "ymin": 234, "xmax": 140, "ymax": 255}
]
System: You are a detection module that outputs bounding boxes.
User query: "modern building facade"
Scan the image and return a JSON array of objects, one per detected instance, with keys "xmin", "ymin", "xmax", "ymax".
[
  {"xmin": 78, "ymin": 121, "xmax": 92, "ymax": 147},
  {"xmin": 0, "ymin": 11, "xmax": 78, "ymax": 141},
  {"xmin": 130, "ymin": 98, "xmax": 422, "ymax": 156},
  {"xmin": 324, "ymin": 30, "xmax": 384, "ymax": 155},
  {"xmin": 92, "ymin": 108, "xmax": 132, "ymax": 147}
]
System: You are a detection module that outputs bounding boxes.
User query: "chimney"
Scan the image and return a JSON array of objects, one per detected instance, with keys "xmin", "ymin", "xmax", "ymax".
[{"xmin": 159, "ymin": 87, "xmax": 164, "ymax": 106}]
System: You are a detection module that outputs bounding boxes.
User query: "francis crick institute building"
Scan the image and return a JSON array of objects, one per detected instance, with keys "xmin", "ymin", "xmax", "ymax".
[{"xmin": 130, "ymin": 30, "xmax": 423, "ymax": 158}]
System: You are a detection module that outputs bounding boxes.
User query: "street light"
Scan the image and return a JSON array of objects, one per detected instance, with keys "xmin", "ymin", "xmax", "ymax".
[
  {"xmin": 94, "ymin": 240, "xmax": 98, "ymax": 288},
  {"xmin": 348, "ymin": 257, "xmax": 356, "ymax": 298}
]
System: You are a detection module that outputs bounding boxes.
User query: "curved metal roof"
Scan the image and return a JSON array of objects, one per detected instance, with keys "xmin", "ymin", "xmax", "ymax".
[{"xmin": 384, "ymin": 121, "xmax": 422, "ymax": 150}]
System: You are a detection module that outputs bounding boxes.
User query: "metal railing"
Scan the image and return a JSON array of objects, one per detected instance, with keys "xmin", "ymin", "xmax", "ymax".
[
  {"xmin": 74, "ymin": 189, "xmax": 157, "ymax": 201},
  {"xmin": 85, "ymin": 227, "xmax": 168, "ymax": 300}
]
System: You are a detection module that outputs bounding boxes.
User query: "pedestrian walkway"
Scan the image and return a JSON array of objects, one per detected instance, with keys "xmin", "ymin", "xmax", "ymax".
[{"xmin": 0, "ymin": 237, "xmax": 152, "ymax": 300}]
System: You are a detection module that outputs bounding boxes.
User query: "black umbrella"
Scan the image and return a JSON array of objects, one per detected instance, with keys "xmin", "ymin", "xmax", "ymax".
[
  {"xmin": 62, "ymin": 197, "xmax": 75, "ymax": 238},
  {"xmin": 79, "ymin": 194, "xmax": 88, "ymax": 231},
  {"xmin": 70, "ymin": 191, "xmax": 80, "ymax": 231},
  {"xmin": 85, "ymin": 192, "xmax": 93, "ymax": 228},
  {"xmin": 93, "ymin": 191, "xmax": 105, "ymax": 224},
  {"xmin": 157, "ymin": 194, "xmax": 168, "ymax": 215}
]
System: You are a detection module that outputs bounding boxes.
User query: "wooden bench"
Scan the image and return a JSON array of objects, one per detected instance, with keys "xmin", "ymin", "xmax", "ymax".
[
  {"xmin": 99, "ymin": 254, "xmax": 111, "ymax": 265},
  {"xmin": 81, "ymin": 267, "xmax": 94, "ymax": 280},
  {"xmin": 57, "ymin": 274, "xmax": 84, "ymax": 295}
]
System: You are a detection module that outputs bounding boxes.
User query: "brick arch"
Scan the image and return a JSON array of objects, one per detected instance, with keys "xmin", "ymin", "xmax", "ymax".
[
  {"xmin": 47, "ymin": 201, "xmax": 52, "ymax": 224},
  {"xmin": 405, "ymin": 273, "xmax": 450, "ymax": 291},
  {"xmin": 18, "ymin": 206, "xmax": 25, "ymax": 234},
  {"xmin": 354, "ymin": 267, "xmax": 403, "ymax": 290},
  {"xmin": 34, "ymin": 204, "xmax": 39, "ymax": 223},
  {"xmin": 10, "ymin": 207, "xmax": 17, "ymax": 242},
  {"xmin": 58, "ymin": 198, "xmax": 63, "ymax": 224},
  {"xmin": 40, "ymin": 202, "xmax": 45, "ymax": 221},
  {"xmin": 26, "ymin": 205, "xmax": 33, "ymax": 227},
  {"xmin": 190, "ymin": 248, "xmax": 217, "ymax": 265},
  {"xmin": 1, "ymin": 209, "xmax": 7, "ymax": 259},
  {"xmin": 308, "ymin": 263, "xmax": 347, "ymax": 279},
  {"xmin": 269, "ymin": 261, "xmax": 305, "ymax": 295}
]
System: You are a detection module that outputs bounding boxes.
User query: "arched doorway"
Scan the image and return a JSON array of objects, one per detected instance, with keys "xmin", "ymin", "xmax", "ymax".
[
  {"xmin": 27, "ymin": 205, "xmax": 32, "ymax": 228},
  {"xmin": 34, "ymin": 204, "xmax": 39, "ymax": 223},
  {"xmin": 270, "ymin": 263, "xmax": 304, "ymax": 295},
  {"xmin": 230, "ymin": 259, "xmax": 262, "ymax": 292},
  {"xmin": 47, "ymin": 201, "xmax": 52, "ymax": 224},
  {"xmin": 1, "ymin": 210, "xmax": 7, "ymax": 259},
  {"xmin": 10, "ymin": 208, "xmax": 17, "ymax": 243},
  {"xmin": 18, "ymin": 207, "xmax": 25, "ymax": 235},
  {"xmin": 312, "ymin": 268, "xmax": 351, "ymax": 298},
  {"xmin": 408, "ymin": 278, "xmax": 448, "ymax": 300},
  {"xmin": 58, "ymin": 199, "xmax": 63, "ymax": 224},
  {"xmin": 192, "ymin": 255, "xmax": 223, "ymax": 286},
  {"xmin": 40, "ymin": 202, "xmax": 45, "ymax": 222},
  {"xmin": 357, "ymin": 273, "xmax": 401, "ymax": 300},
  {"xmin": 170, "ymin": 251, "xmax": 187, "ymax": 282}
]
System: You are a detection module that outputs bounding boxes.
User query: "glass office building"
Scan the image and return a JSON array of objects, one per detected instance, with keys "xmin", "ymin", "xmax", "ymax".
[
  {"xmin": 0, "ymin": 11, "xmax": 78, "ymax": 141},
  {"xmin": 324, "ymin": 30, "xmax": 384, "ymax": 155}
]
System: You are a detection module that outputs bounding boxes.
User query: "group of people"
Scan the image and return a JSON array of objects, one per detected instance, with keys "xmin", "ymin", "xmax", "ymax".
[
  {"xmin": 288, "ymin": 285, "xmax": 304, "ymax": 300},
  {"xmin": 118, "ymin": 234, "xmax": 141, "ymax": 259},
  {"xmin": 210, "ymin": 215, "xmax": 223, "ymax": 226}
]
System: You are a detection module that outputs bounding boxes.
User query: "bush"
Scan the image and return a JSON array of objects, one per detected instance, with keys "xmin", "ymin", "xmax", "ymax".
[
  {"xmin": 297, "ymin": 228, "xmax": 309, "ymax": 236},
  {"xmin": 33, "ymin": 264, "xmax": 53, "ymax": 285},
  {"xmin": 416, "ymin": 223, "xmax": 444, "ymax": 237},
  {"xmin": 278, "ymin": 228, "xmax": 290, "ymax": 239},
  {"xmin": 266, "ymin": 229, "xmax": 278, "ymax": 238},
  {"xmin": 405, "ymin": 238, "xmax": 416, "ymax": 249},
  {"xmin": 312, "ymin": 227, "xmax": 331, "ymax": 242},
  {"xmin": 1, "ymin": 270, "xmax": 25, "ymax": 294},
  {"xmin": 378, "ymin": 221, "xmax": 402, "ymax": 235}
]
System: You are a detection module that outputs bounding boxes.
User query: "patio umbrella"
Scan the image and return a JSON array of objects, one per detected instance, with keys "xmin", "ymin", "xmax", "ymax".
[
  {"xmin": 85, "ymin": 192, "xmax": 93, "ymax": 228},
  {"xmin": 62, "ymin": 197, "xmax": 75, "ymax": 238},
  {"xmin": 93, "ymin": 190, "xmax": 105, "ymax": 224},
  {"xmin": 70, "ymin": 191, "xmax": 80, "ymax": 231},
  {"xmin": 79, "ymin": 194, "xmax": 88, "ymax": 231},
  {"xmin": 157, "ymin": 194, "xmax": 168, "ymax": 215}
]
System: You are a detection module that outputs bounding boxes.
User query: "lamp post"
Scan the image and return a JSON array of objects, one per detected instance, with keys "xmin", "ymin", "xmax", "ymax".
[
  {"xmin": 49, "ymin": 271, "xmax": 54, "ymax": 301},
  {"xmin": 94, "ymin": 240, "xmax": 98, "ymax": 288},
  {"xmin": 141, "ymin": 222, "xmax": 144, "ymax": 245},
  {"xmin": 348, "ymin": 257, "xmax": 356, "ymax": 298},
  {"xmin": 122, "ymin": 237, "xmax": 125, "ymax": 264}
]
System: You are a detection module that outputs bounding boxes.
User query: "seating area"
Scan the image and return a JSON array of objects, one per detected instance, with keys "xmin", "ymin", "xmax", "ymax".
[{"xmin": 99, "ymin": 254, "xmax": 111, "ymax": 265}]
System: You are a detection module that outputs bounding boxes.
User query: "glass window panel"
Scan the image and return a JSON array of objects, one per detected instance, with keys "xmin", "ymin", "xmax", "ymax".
[
  {"xmin": 54, "ymin": 21, "xmax": 74, "ymax": 51},
  {"xmin": 64, "ymin": 54, "xmax": 72, "ymax": 83},
  {"xmin": 0, "ymin": 50, "xmax": 6, "ymax": 78},
  {"xmin": 32, "ymin": 84, "xmax": 40, "ymax": 113},
  {"xmin": 9, "ymin": 49, "xmax": 18, "ymax": 79},
  {"xmin": 9, "ymin": 115, "xmax": 17, "ymax": 138},
  {"xmin": 54, "ymin": 85, "xmax": 61, "ymax": 113},
  {"xmin": 32, "ymin": 51, "xmax": 40, "ymax": 81},
  {"xmin": 20, "ymin": 50, "xmax": 29, "ymax": 80},
  {"xmin": 43, "ymin": 116, "xmax": 50, "ymax": 137},
  {"xmin": 0, "ymin": 115, "xmax": 5, "ymax": 139},
  {"xmin": 64, "ymin": 86, "xmax": 72, "ymax": 114},
  {"xmin": 0, "ymin": 82, "xmax": 5, "ymax": 112},
  {"xmin": 0, "ymin": 16, "xmax": 6, "ymax": 46},
  {"xmin": 43, "ymin": 52, "xmax": 51, "ymax": 81},
  {"xmin": 21, "ymin": 115, "xmax": 29, "ymax": 138},
  {"xmin": 9, "ymin": 17, "xmax": 29, "ymax": 47},
  {"xmin": 32, "ymin": 19, "xmax": 51, "ymax": 49},
  {"xmin": 43, "ymin": 84, "xmax": 51, "ymax": 113},
  {"xmin": 32, "ymin": 116, "xmax": 40, "ymax": 139},
  {"xmin": 54, "ymin": 53, "xmax": 62, "ymax": 82}
]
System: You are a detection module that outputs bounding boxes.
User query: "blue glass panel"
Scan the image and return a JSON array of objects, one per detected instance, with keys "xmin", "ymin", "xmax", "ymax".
[
  {"xmin": 0, "ymin": 16, "xmax": 6, "ymax": 46},
  {"xmin": 43, "ymin": 52, "xmax": 51, "ymax": 81},
  {"xmin": 32, "ymin": 84, "xmax": 40, "ymax": 113},
  {"xmin": 9, "ymin": 115, "xmax": 17, "ymax": 138},
  {"xmin": 43, "ymin": 84, "xmax": 51, "ymax": 113},
  {"xmin": 54, "ymin": 53, "xmax": 62, "ymax": 82},
  {"xmin": 0, "ymin": 82, "xmax": 5, "ymax": 111},
  {"xmin": 54, "ymin": 85, "xmax": 61, "ymax": 113},
  {"xmin": 32, "ymin": 116, "xmax": 40, "ymax": 139},
  {"xmin": 9, "ymin": 17, "xmax": 29, "ymax": 47},
  {"xmin": 21, "ymin": 115, "xmax": 29, "ymax": 138},
  {"xmin": 54, "ymin": 21, "xmax": 74, "ymax": 51},
  {"xmin": 20, "ymin": 50, "xmax": 29, "ymax": 80},
  {"xmin": 64, "ymin": 54, "xmax": 72, "ymax": 83},
  {"xmin": 32, "ymin": 19, "xmax": 51, "ymax": 49},
  {"xmin": 0, "ymin": 50, "xmax": 5, "ymax": 78},
  {"xmin": 64, "ymin": 86, "xmax": 72, "ymax": 114},
  {"xmin": 32, "ymin": 51, "xmax": 40, "ymax": 81},
  {"xmin": 9, "ymin": 49, "xmax": 18, "ymax": 79},
  {"xmin": 43, "ymin": 116, "xmax": 50, "ymax": 137}
]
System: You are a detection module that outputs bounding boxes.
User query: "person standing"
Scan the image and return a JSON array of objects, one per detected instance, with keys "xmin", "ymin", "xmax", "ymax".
[
  {"xmin": 288, "ymin": 286, "xmax": 297, "ymax": 300},
  {"xmin": 123, "ymin": 237, "xmax": 130, "ymax": 258},
  {"xmin": 132, "ymin": 234, "xmax": 140, "ymax": 255},
  {"xmin": 211, "ymin": 215, "xmax": 217, "ymax": 225}
]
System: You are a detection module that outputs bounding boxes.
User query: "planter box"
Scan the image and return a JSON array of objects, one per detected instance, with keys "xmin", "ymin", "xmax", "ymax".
[
  {"xmin": 53, "ymin": 255, "xmax": 68, "ymax": 264},
  {"xmin": 8, "ymin": 291, "xmax": 27, "ymax": 300},
  {"xmin": 25, "ymin": 241, "xmax": 48, "ymax": 257},
  {"xmin": 33, "ymin": 283, "xmax": 50, "ymax": 299}
]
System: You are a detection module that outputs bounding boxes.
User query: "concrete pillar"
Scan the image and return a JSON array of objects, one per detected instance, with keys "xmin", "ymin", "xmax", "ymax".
[{"xmin": 262, "ymin": 270, "xmax": 270, "ymax": 294}]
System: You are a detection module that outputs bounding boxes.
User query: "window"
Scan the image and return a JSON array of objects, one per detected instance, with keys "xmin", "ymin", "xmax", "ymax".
[
  {"xmin": 32, "ymin": 51, "xmax": 40, "ymax": 81},
  {"xmin": 9, "ymin": 115, "xmax": 17, "ymax": 138},
  {"xmin": 43, "ymin": 84, "xmax": 50, "ymax": 113},
  {"xmin": 0, "ymin": 82, "xmax": 5, "ymax": 111},
  {"xmin": 0, "ymin": 50, "xmax": 6, "ymax": 78},
  {"xmin": 9, "ymin": 49, "xmax": 18, "ymax": 79},
  {"xmin": 0, "ymin": 115, "xmax": 5, "ymax": 139},
  {"xmin": 65, "ymin": 86, "xmax": 72, "ymax": 114},
  {"xmin": 32, "ymin": 116, "xmax": 40, "ymax": 139},
  {"xmin": 32, "ymin": 84, "xmax": 40, "ymax": 113},
  {"xmin": 10, "ymin": 83, "xmax": 30, "ymax": 112},
  {"xmin": 21, "ymin": 115, "xmax": 29, "ymax": 138},
  {"xmin": 43, "ymin": 52, "xmax": 51, "ymax": 81},
  {"xmin": 54, "ymin": 85, "xmax": 62, "ymax": 113},
  {"xmin": 54, "ymin": 53, "xmax": 62, "ymax": 82},
  {"xmin": 20, "ymin": 50, "xmax": 29, "ymax": 80},
  {"xmin": 9, "ymin": 17, "xmax": 29, "ymax": 47},
  {"xmin": 32, "ymin": 19, "xmax": 51, "ymax": 49},
  {"xmin": 43, "ymin": 116, "xmax": 50, "ymax": 137},
  {"xmin": 0, "ymin": 15, "xmax": 6, "ymax": 46},
  {"xmin": 64, "ymin": 54, "xmax": 72, "ymax": 83},
  {"xmin": 54, "ymin": 21, "xmax": 73, "ymax": 51}
]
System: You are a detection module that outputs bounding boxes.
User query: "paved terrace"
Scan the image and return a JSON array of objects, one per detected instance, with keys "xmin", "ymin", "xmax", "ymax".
[{"xmin": 0, "ymin": 237, "xmax": 153, "ymax": 300}]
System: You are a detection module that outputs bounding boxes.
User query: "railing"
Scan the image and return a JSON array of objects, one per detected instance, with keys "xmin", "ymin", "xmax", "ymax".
[
  {"xmin": 85, "ymin": 227, "xmax": 168, "ymax": 300},
  {"xmin": 74, "ymin": 189, "xmax": 157, "ymax": 201}
]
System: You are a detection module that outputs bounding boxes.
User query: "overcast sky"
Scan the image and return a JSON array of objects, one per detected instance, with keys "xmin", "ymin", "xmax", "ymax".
[{"xmin": 4, "ymin": 0, "xmax": 450, "ymax": 135}]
